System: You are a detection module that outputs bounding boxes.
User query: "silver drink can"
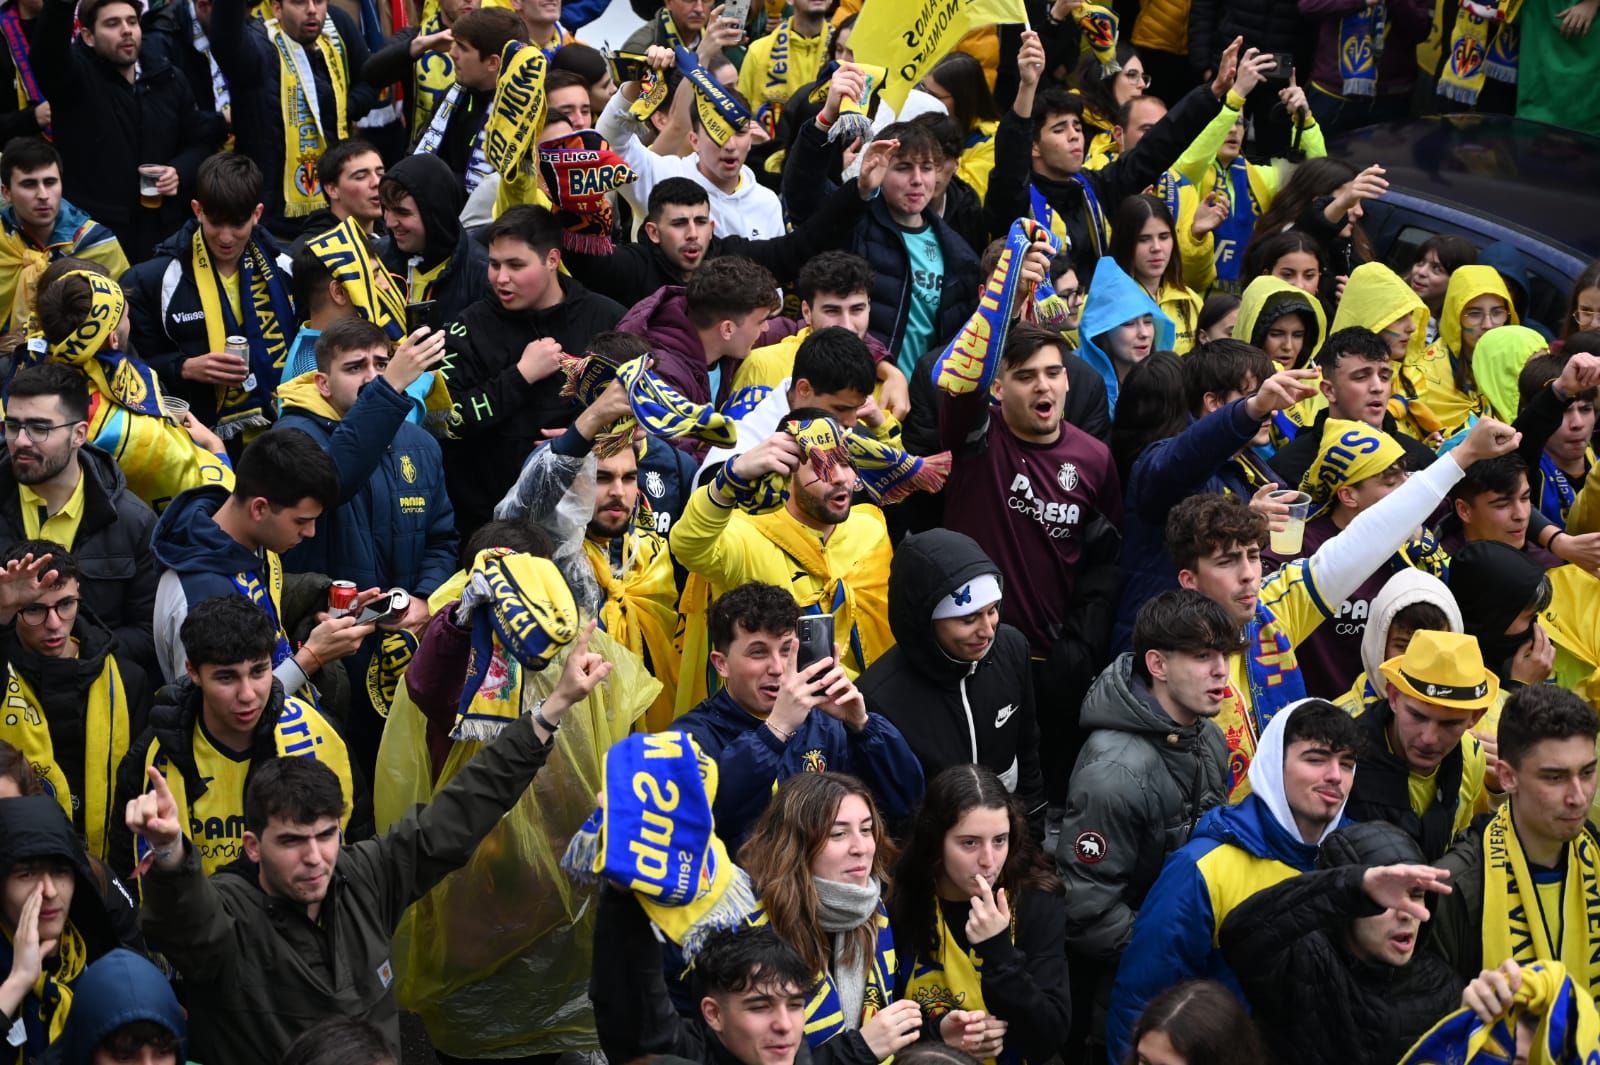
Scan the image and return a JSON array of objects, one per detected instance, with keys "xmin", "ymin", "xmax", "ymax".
[{"xmin": 225, "ymin": 335, "xmax": 256, "ymax": 392}]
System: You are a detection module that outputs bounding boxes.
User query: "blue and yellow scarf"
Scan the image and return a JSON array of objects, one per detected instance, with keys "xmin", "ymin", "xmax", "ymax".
[
  {"xmin": 191, "ymin": 228, "xmax": 294, "ymax": 438},
  {"xmin": 1401, "ymin": 961, "xmax": 1600, "ymax": 1065},
  {"xmin": 933, "ymin": 217, "xmax": 1061, "ymax": 396},
  {"xmin": 674, "ymin": 44, "xmax": 751, "ymax": 147},
  {"xmin": 47, "ymin": 271, "xmax": 165, "ymax": 419},
  {"xmin": 302, "ymin": 216, "xmax": 406, "ymax": 339},
  {"xmin": 1338, "ymin": 3, "xmax": 1386, "ymax": 96},
  {"xmin": 1245, "ymin": 601, "xmax": 1307, "ymax": 739},
  {"xmin": 752, "ymin": 903, "xmax": 895, "ymax": 1046}
]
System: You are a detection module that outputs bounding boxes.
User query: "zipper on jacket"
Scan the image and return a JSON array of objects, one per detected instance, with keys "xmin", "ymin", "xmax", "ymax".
[{"xmin": 960, "ymin": 669, "xmax": 978, "ymax": 763}]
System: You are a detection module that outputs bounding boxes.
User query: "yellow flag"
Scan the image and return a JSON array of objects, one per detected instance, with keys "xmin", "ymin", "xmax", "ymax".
[{"xmin": 850, "ymin": 0, "xmax": 1027, "ymax": 111}]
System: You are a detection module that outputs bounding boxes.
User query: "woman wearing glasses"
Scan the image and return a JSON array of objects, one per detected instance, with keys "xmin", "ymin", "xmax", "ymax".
[
  {"xmin": 1564, "ymin": 260, "xmax": 1600, "ymax": 342},
  {"xmin": 1408, "ymin": 265, "xmax": 1520, "ymax": 438},
  {"xmin": 1071, "ymin": 45, "xmax": 1146, "ymax": 166}
]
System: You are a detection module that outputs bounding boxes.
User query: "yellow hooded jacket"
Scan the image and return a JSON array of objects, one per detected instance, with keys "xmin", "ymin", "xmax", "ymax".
[
  {"xmin": 1328, "ymin": 262, "xmax": 1437, "ymax": 440},
  {"xmin": 1413, "ymin": 265, "xmax": 1519, "ymax": 437},
  {"xmin": 1237, "ymin": 275, "xmax": 1328, "ymax": 369}
]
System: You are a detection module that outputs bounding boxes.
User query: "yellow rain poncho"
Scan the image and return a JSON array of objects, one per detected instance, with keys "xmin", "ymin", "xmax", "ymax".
[
  {"xmin": 1330, "ymin": 261, "xmax": 1437, "ymax": 440},
  {"xmin": 1412, "ymin": 266, "xmax": 1519, "ymax": 437},
  {"xmin": 1469, "ymin": 324, "xmax": 1549, "ymax": 423},
  {"xmin": 1237, "ymin": 275, "xmax": 1327, "ymax": 368}
]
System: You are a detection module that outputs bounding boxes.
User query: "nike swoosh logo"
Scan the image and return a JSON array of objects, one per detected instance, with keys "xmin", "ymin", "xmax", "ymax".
[{"xmin": 994, "ymin": 704, "xmax": 1016, "ymax": 727}]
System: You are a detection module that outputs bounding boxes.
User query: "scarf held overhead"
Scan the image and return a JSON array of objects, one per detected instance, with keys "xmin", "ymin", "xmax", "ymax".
[
  {"xmin": 484, "ymin": 40, "xmax": 549, "ymax": 179},
  {"xmin": 303, "ymin": 216, "xmax": 407, "ymax": 338},
  {"xmin": 538, "ymin": 129, "xmax": 637, "ymax": 254},
  {"xmin": 933, "ymin": 218, "xmax": 1062, "ymax": 396},
  {"xmin": 712, "ymin": 416, "xmax": 950, "ymax": 515},
  {"xmin": 674, "ymin": 45, "xmax": 751, "ymax": 147}
]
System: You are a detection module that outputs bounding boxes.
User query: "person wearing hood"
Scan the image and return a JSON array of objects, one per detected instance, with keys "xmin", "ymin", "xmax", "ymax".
[
  {"xmin": 1112, "ymin": 343, "xmax": 1319, "ymax": 653},
  {"xmin": 274, "ymin": 318, "xmax": 457, "ymax": 770},
  {"xmin": 1327, "ymin": 262, "xmax": 1439, "ymax": 442},
  {"xmin": 1411, "ymin": 265, "xmax": 1519, "ymax": 439},
  {"xmin": 150, "ymin": 429, "xmax": 373, "ymax": 692},
  {"xmin": 857, "ymin": 530, "xmax": 1045, "ymax": 829},
  {"xmin": 1337, "ymin": 567, "xmax": 1463, "ymax": 714},
  {"xmin": 0, "ymin": 542, "xmax": 148, "ymax": 864},
  {"xmin": 1270, "ymin": 327, "xmax": 1438, "ymax": 492},
  {"xmin": 1076, "ymin": 257, "xmax": 1175, "ymax": 419},
  {"xmin": 1475, "ymin": 325, "xmax": 1550, "ymax": 425},
  {"xmin": 1451, "ymin": 540, "xmax": 1556, "ymax": 693},
  {"xmin": 1236, "ymin": 274, "xmax": 1326, "ymax": 372},
  {"xmin": 0, "ymin": 363, "xmax": 160, "ymax": 679},
  {"xmin": 1217, "ymin": 822, "xmax": 1462, "ymax": 1065},
  {"xmin": 55, "ymin": 949, "xmax": 185, "ymax": 1065},
  {"xmin": 1104, "ymin": 698, "xmax": 1364, "ymax": 1061},
  {"xmin": 0, "ymin": 794, "xmax": 136, "ymax": 1064},
  {"xmin": 1056, "ymin": 591, "xmax": 1238, "ymax": 1054},
  {"xmin": 377, "ymin": 153, "xmax": 489, "ymax": 327},
  {"xmin": 438, "ymin": 204, "xmax": 624, "ymax": 537},
  {"xmin": 121, "ymin": 151, "xmax": 296, "ymax": 431},
  {"xmin": 108, "ymin": 594, "xmax": 356, "ymax": 880},
  {"xmin": 1344, "ymin": 630, "xmax": 1498, "ymax": 861},
  {"xmin": 1267, "ymin": 416, "xmax": 1449, "ymax": 698}
]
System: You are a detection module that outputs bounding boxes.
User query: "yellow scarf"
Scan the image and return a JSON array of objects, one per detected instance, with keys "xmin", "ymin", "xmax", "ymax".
[
  {"xmin": 902, "ymin": 904, "xmax": 1012, "ymax": 1065},
  {"xmin": 484, "ymin": 41, "xmax": 548, "ymax": 180},
  {"xmin": 141, "ymin": 694, "xmax": 354, "ymax": 876},
  {"xmin": 1481, "ymin": 800, "xmax": 1600, "ymax": 1005},
  {"xmin": 302, "ymin": 216, "xmax": 407, "ymax": 336},
  {"xmin": 190, "ymin": 228, "xmax": 293, "ymax": 439},
  {"xmin": 1, "ymin": 660, "xmax": 129, "ymax": 862},
  {"xmin": 267, "ymin": 17, "xmax": 349, "ymax": 218},
  {"xmin": 582, "ymin": 534, "xmax": 679, "ymax": 733},
  {"xmin": 0, "ymin": 213, "xmax": 128, "ymax": 337},
  {"xmin": 410, "ymin": 7, "xmax": 456, "ymax": 147}
]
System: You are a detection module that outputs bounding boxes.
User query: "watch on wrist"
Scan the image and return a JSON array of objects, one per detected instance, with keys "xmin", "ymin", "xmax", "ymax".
[{"xmin": 531, "ymin": 699, "xmax": 560, "ymax": 734}]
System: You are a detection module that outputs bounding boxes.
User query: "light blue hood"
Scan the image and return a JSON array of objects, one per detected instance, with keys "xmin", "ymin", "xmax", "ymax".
[{"xmin": 1078, "ymin": 257, "xmax": 1175, "ymax": 415}]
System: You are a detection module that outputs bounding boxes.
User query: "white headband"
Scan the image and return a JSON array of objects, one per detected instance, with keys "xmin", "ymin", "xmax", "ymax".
[{"xmin": 932, "ymin": 574, "xmax": 1002, "ymax": 621}]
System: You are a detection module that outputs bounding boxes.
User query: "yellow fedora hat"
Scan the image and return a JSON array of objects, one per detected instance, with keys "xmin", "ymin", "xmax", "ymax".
[{"xmin": 1378, "ymin": 629, "xmax": 1499, "ymax": 712}]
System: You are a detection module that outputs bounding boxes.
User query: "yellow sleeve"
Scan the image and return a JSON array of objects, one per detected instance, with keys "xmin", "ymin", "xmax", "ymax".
[
  {"xmin": 1176, "ymin": 184, "xmax": 1217, "ymax": 294},
  {"xmin": 1259, "ymin": 557, "xmax": 1336, "ymax": 647},
  {"xmin": 730, "ymin": 342, "xmax": 793, "ymax": 394},
  {"xmin": 1459, "ymin": 733, "xmax": 1490, "ymax": 832},
  {"xmin": 1171, "ymin": 101, "xmax": 1241, "ymax": 189},
  {"xmin": 737, "ymin": 35, "xmax": 767, "ymax": 107},
  {"xmin": 668, "ymin": 485, "xmax": 765, "ymax": 590},
  {"xmin": 1565, "ymin": 467, "xmax": 1600, "ymax": 535},
  {"xmin": 956, "ymin": 127, "xmax": 997, "ymax": 195},
  {"xmin": 1297, "ymin": 117, "xmax": 1328, "ymax": 161}
]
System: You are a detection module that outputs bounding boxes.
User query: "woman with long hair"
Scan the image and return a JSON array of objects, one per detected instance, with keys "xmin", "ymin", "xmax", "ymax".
[
  {"xmin": 1125, "ymin": 980, "xmax": 1269, "ymax": 1065},
  {"xmin": 1564, "ymin": 259, "xmax": 1600, "ymax": 341},
  {"xmin": 920, "ymin": 52, "xmax": 1002, "ymax": 193},
  {"xmin": 889, "ymin": 766, "xmax": 1069, "ymax": 1064},
  {"xmin": 1245, "ymin": 229, "xmax": 1325, "ymax": 297},
  {"xmin": 1110, "ymin": 351, "xmax": 1188, "ymax": 483},
  {"xmin": 1112, "ymin": 194, "xmax": 1202, "ymax": 354},
  {"xmin": 1072, "ymin": 44, "xmax": 1144, "ymax": 154},
  {"xmin": 739, "ymin": 773, "xmax": 924, "ymax": 1062},
  {"xmin": 1407, "ymin": 234, "xmax": 1478, "ymax": 342},
  {"xmin": 1246, "ymin": 158, "xmax": 1381, "ymax": 305}
]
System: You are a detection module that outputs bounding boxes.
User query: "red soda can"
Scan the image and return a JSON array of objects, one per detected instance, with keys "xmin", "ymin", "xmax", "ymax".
[{"xmin": 328, "ymin": 581, "xmax": 358, "ymax": 618}]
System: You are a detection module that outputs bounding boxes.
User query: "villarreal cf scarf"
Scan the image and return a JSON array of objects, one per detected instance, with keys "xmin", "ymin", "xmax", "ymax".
[
  {"xmin": 484, "ymin": 40, "xmax": 548, "ymax": 180},
  {"xmin": 1438, "ymin": 0, "xmax": 1522, "ymax": 105},
  {"xmin": 562, "ymin": 731, "xmax": 756, "ymax": 959},
  {"xmin": 1338, "ymin": 2, "xmax": 1386, "ymax": 96},
  {"xmin": 47, "ymin": 271, "xmax": 165, "ymax": 419},
  {"xmin": 267, "ymin": 18, "xmax": 349, "ymax": 218},
  {"xmin": 902, "ymin": 904, "xmax": 1021, "ymax": 1065},
  {"xmin": 410, "ymin": 6, "xmax": 455, "ymax": 146},
  {"xmin": 1245, "ymin": 598, "xmax": 1307, "ymax": 739},
  {"xmin": 303, "ymin": 217, "xmax": 406, "ymax": 339},
  {"xmin": 1479, "ymin": 803, "xmax": 1600, "ymax": 1007},
  {"xmin": 933, "ymin": 218, "xmax": 1061, "ymax": 396},
  {"xmin": 192, "ymin": 230, "xmax": 294, "ymax": 438},
  {"xmin": 1400, "ymin": 961, "xmax": 1600, "ymax": 1065}
]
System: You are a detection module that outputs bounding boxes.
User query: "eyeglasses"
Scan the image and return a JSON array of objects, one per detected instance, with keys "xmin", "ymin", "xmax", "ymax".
[
  {"xmin": 1121, "ymin": 69, "xmax": 1151, "ymax": 86},
  {"xmin": 1056, "ymin": 288, "xmax": 1084, "ymax": 304},
  {"xmin": 18, "ymin": 596, "xmax": 78, "ymax": 626},
  {"xmin": 1574, "ymin": 307, "xmax": 1600, "ymax": 327},
  {"xmin": 2, "ymin": 418, "xmax": 82, "ymax": 442},
  {"xmin": 1462, "ymin": 306, "xmax": 1510, "ymax": 326}
]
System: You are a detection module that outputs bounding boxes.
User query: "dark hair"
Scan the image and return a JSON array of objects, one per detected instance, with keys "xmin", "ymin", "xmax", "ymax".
[
  {"xmin": 1111, "ymin": 350, "xmax": 1187, "ymax": 483},
  {"xmin": 290, "ymin": 243, "xmax": 337, "ymax": 316},
  {"xmin": 1498, "ymin": 684, "xmax": 1600, "ymax": 768},
  {"xmin": 181, "ymin": 594, "xmax": 279, "ymax": 669},
  {"xmin": 7, "ymin": 362, "xmax": 89, "ymax": 423},
  {"xmin": 1182, "ymin": 339, "xmax": 1273, "ymax": 417},
  {"xmin": 708, "ymin": 583, "xmax": 798, "ymax": 653},
  {"xmin": 798, "ymin": 252, "xmax": 873, "ymax": 304},
  {"xmin": 1282, "ymin": 699, "xmax": 1365, "ymax": 758},
  {"xmin": 1115, "ymin": 93, "xmax": 1167, "ymax": 129},
  {"xmin": 1131, "ymin": 590, "xmax": 1248, "ymax": 683},
  {"xmin": 1518, "ymin": 351, "xmax": 1597, "ymax": 411},
  {"xmin": 1565, "ymin": 259, "xmax": 1600, "ymax": 340},
  {"xmin": 873, "ymin": 121, "xmax": 941, "ymax": 166},
  {"xmin": 1249, "ymin": 159, "xmax": 1376, "ymax": 270},
  {"xmin": 76, "ymin": 0, "xmax": 138, "ymax": 29},
  {"xmin": 1000, "ymin": 323, "xmax": 1067, "ymax": 372},
  {"xmin": 96, "ymin": 1022, "xmax": 182, "ymax": 1063},
  {"xmin": 584, "ymin": 330, "xmax": 651, "ymax": 367},
  {"xmin": 549, "ymin": 41, "xmax": 607, "ymax": 84},
  {"xmin": 313, "ymin": 317, "xmax": 390, "ymax": 374},
  {"xmin": 1413, "ymin": 234, "xmax": 1477, "ymax": 283},
  {"xmin": 234, "ymin": 429, "xmax": 339, "ymax": 511},
  {"xmin": 1245, "ymin": 228, "xmax": 1325, "ymax": 283},
  {"xmin": 925, "ymin": 52, "xmax": 999, "ymax": 134},
  {"xmin": 1048, "ymin": 251, "xmax": 1078, "ymax": 286},
  {"xmin": 1030, "ymin": 87, "xmax": 1083, "ymax": 141},
  {"xmin": 689, "ymin": 86, "xmax": 752, "ymax": 134},
  {"xmin": 546, "ymin": 68, "xmax": 589, "ymax": 97},
  {"xmin": 1111, "ymin": 193, "xmax": 1184, "ymax": 293},
  {"xmin": 281, "ymin": 1019, "xmax": 393, "ymax": 1065},
  {"xmin": 487, "ymin": 203, "xmax": 563, "ymax": 257},
  {"xmin": 793, "ymin": 327, "xmax": 875, "ymax": 397},
  {"xmin": 244, "ymin": 756, "xmax": 345, "ymax": 836},
  {"xmin": 685, "ymin": 257, "xmax": 779, "ymax": 328},
  {"xmin": 195, "ymin": 152, "xmax": 263, "ymax": 227},
  {"xmin": 1198, "ymin": 293, "xmax": 1241, "ymax": 337},
  {"xmin": 1166, "ymin": 494, "xmax": 1268, "ymax": 572},
  {"xmin": 450, "ymin": 7, "xmax": 526, "ymax": 58},
  {"xmin": 831, "ymin": 13, "xmax": 857, "ymax": 57},
  {"xmin": 647, "ymin": 176, "xmax": 711, "ymax": 221},
  {"xmin": 460, "ymin": 519, "xmax": 552, "ymax": 568},
  {"xmin": 692, "ymin": 925, "xmax": 816, "ymax": 1001},
  {"xmin": 1449, "ymin": 453, "xmax": 1528, "ymax": 505},
  {"xmin": 316, "ymin": 139, "xmax": 381, "ymax": 190},
  {"xmin": 979, "ymin": 237, "xmax": 1008, "ymax": 279},
  {"xmin": 36, "ymin": 270, "xmax": 107, "ymax": 346},
  {"xmin": 0, "ymin": 741, "xmax": 42, "ymax": 796},
  {"xmin": 1126, "ymin": 980, "xmax": 1269, "ymax": 1065},
  {"xmin": 0, "ymin": 137, "xmax": 58, "ymax": 188},
  {"xmin": 1314, "ymin": 325, "xmax": 1390, "ymax": 374},
  {"xmin": 1071, "ymin": 43, "xmax": 1138, "ymax": 123},
  {"xmin": 910, "ymin": 111, "xmax": 963, "ymax": 163},
  {"xmin": 890, "ymin": 764, "xmax": 1061, "ymax": 958},
  {"xmin": 1390, "ymin": 600, "xmax": 1452, "ymax": 636},
  {"xmin": 1, "ymin": 540, "xmax": 77, "ymax": 586}
]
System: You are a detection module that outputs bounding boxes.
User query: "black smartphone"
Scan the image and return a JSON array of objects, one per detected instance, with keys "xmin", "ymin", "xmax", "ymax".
[
  {"xmin": 356, "ymin": 589, "xmax": 410, "ymax": 627},
  {"xmin": 795, "ymin": 614, "xmax": 835, "ymax": 674},
  {"xmin": 1266, "ymin": 52, "xmax": 1294, "ymax": 81},
  {"xmin": 405, "ymin": 300, "xmax": 439, "ymax": 335}
]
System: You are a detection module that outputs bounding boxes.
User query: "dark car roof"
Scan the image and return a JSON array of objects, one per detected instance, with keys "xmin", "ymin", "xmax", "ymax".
[{"xmin": 1326, "ymin": 115, "xmax": 1600, "ymax": 261}]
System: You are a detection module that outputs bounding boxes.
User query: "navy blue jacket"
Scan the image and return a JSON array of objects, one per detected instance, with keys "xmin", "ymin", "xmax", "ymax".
[
  {"xmin": 1112, "ymin": 398, "xmax": 1265, "ymax": 652},
  {"xmin": 674, "ymin": 687, "xmax": 925, "ymax": 847},
  {"xmin": 276, "ymin": 377, "xmax": 458, "ymax": 597}
]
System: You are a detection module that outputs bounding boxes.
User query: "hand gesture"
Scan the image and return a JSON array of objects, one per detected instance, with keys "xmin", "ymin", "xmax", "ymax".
[
  {"xmin": 1279, "ymin": 74, "xmax": 1309, "ymax": 116},
  {"xmin": 1335, "ymin": 164, "xmax": 1389, "ymax": 215},
  {"xmin": 1232, "ymin": 46, "xmax": 1275, "ymax": 98},
  {"xmin": 965, "ymin": 875, "xmax": 1011, "ymax": 942},
  {"xmin": 857, "ymin": 137, "xmax": 898, "ymax": 197},
  {"xmin": 860, "ymin": 999, "xmax": 922, "ymax": 1060},
  {"xmin": 1245, "ymin": 367, "xmax": 1320, "ymax": 418},
  {"xmin": 1452, "ymin": 416, "xmax": 1521, "ymax": 468},
  {"xmin": 384, "ymin": 327, "xmax": 449, "ymax": 392},
  {"xmin": 1361, "ymin": 863, "xmax": 1451, "ymax": 920},
  {"xmin": 0, "ymin": 551, "xmax": 56, "ymax": 621},
  {"xmin": 1556, "ymin": 351, "xmax": 1600, "ymax": 397},
  {"xmin": 1559, "ymin": 0, "xmax": 1597, "ymax": 37},
  {"xmin": 1017, "ymin": 30, "xmax": 1045, "ymax": 89},
  {"xmin": 770, "ymin": 641, "xmax": 834, "ymax": 737},
  {"xmin": 517, "ymin": 338, "xmax": 565, "ymax": 384},
  {"xmin": 1462, "ymin": 960, "xmax": 1523, "ymax": 1024},
  {"xmin": 813, "ymin": 643, "xmax": 867, "ymax": 730},
  {"xmin": 1249, "ymin": 482, "xmax": 1291, "ymax": 533},
  {"xmin": 1190, "ymin": 191, "xmax": 1230, "ymax": 239},
  {"xmin": 1510, "ymin": 622, "xmax": 1555, "ymax": 686},
  {"xmin": 125, "ymin": 766, "xmax": 184, "ymax": 853},
  {"xmin": 548, "ymin": 620, "xmax": 613, "ymax": 719},
  {"xmin": 728, "ymin": 430, "xmax": 802, "ymax": 484},
  {"xmin": 6, "ymin": 885, "xmax": 45, "ymax": 988},
  {"xmin": 824, "ymin": 63, "xmax": 866, "ymax": 123},
  {"xmin": 412, "ymin": 27, "xmax": 452, "ymax": 54},
  {"xmin": 1210, "ymin": 36, "xmax": 1245, "ymax": 98}
]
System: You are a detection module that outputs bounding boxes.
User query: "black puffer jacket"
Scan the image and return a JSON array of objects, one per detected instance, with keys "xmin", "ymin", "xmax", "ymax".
[
  {"xmin": 1186, "ymin": 0, "xmax": 1307, "ymax": 78},
  {"xmin": 857, "ymin": 529, "xmax": 1045, "ymax": 824},
  {"xmin": 1344, "ymin": 699, "xmax": 1467, "ymax": 861},
  {"xmin": 0, "ymin": 445, "xmax": 160, "ymax": 677},
  {"xmin": 378, "ymin": 154, "xmax": 489, "ymax": 326},
  {"xmin": 1219, "ymin": 861, "xmax": 1464, "ymax": 1065}
]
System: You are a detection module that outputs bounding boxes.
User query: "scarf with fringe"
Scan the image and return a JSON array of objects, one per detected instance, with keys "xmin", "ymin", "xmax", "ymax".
[
  {"xmin": 538, "ymin": 129, "xmax": 636, "ymax": 254},
  {"xmin": 1399, "ymin": 961, "xmax": 1600, "ymax": 1065},
  {"xmin": 559, "ymin": 351, "xmax": 739, "ymax": 457},
  {"xmin": 1338, "ymin": 3, "xmax": 1386, "ymax": 95},
  {"xmin": 1438, "ymin": 0, "xmax": 1522, "ymax": 105},
  {"xmin": 267, "ymin": 18, "xmax": 348, "ymax": 218},
  {"xmin": 1077, "ymin": 3, "xmax": 1120, "ymax": 76}
]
